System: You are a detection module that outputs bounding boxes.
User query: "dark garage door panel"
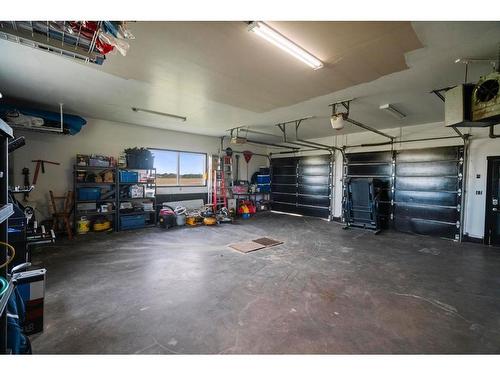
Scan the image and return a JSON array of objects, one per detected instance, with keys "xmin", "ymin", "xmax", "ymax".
[
  {"xmin": 396, "ymin": 147, "xmax": 460, "ymax": 162},
  {"xmin": 396, "ymin": 161, "xmax": 460, "ymax": 177},
  {"xmin": 272, "ymin": 157, "xmax": 298, "ymax": 166},
  {"xmin": 346, "ymin": 151, "xmax": 393, "ymax": 163},
  {"xmin": 347, "ymin": 164, "xmax": 392, "ymax": 177},
  {"xmin": 272, "ymin": 165, "xmax": 296, "ymax": 175},
  {"xmin": 298, "ymin": 175, "xmax": 330, "ymax": 185},
  {"xmin": 297, "ymin": 195, "xmax": 330, "ymax": 207},
  {"xmin": 394, "ymin": 146, "xmax": 463, "ymax": 239},
  {"xmin": 296, "ymin": 205, "xmax": 330, "ymax": 218},
  {"xmin": 272, "ymin": 175, "xmax": 297, "ymax": 184},
  {"xmin": 298, "ymin": 184, "xmax": 330, "ymax": 196},
  {"xmin": 394, "ymin": 190, "xmax": 459, "ymax": 206},
  {"xmin": 272, "ymin": 202, "xmax": 298, "ymax": 214},
  {"xmin": 298, "ymin": 164, "xmax": 330, "ymax": 176},
  {"xmin": 394, "ymin": 218, "xmax": 458, "ymax": 238},
  {"xmin": 345, "ymin": 146, "xmax": 463, "ymax": 239},
  {"xmin": 395, "ymin": 176, "xmax": 459, "ymax": 192},
  {"xmin": 271, "ymin": 184, "xmax": 296, "ymax": 194},
  {"xmin": 298, "ymin": 155, "xmax": 331, "ymax": 165},
  {"xmin": 271, "ymin": 155, "xmax": 332, "ymax": 219},
  {"xmin": 272, "ymin": 192, "xmax": 296, "ymax": 204},
  {"xmin": 271, "ymin": 202, "xmax": 330, "ymax": 219},
  {"xmin": 345, "ymin": 151, "xmax": 394, "ymax": 228},
  {"xmin": 394, "ymin": 203, "xmax": 459, "ymax": 223}
]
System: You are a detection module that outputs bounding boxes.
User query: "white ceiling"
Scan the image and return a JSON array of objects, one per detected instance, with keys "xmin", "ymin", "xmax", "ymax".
[{"xmin": 0, "ymin": 21, "xmax": 499, "ymax": 140}]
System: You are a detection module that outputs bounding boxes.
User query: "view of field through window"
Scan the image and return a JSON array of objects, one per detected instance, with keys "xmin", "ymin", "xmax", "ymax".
[{"xmin": 150, "ymin": 149, "xmax": 206, "ymax": 186}]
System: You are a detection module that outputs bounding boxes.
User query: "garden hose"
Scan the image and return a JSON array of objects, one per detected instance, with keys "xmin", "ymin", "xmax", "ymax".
[
  {"xmin": 174, "ymin": 206, "xmax": 187, "ymax": 215},
  {"xmin": 0, "ymin": 241, "xmax": 16, "ymax": 269},
  {"xmin": 0, "ymin": 276, "xmax": 8, "ymax": 297}
]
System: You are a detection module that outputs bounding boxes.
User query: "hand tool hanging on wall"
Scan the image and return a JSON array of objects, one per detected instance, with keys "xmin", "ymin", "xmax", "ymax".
[{"xmin": 31, "ymin": 160, "xmax": 60, "ymax": 185}]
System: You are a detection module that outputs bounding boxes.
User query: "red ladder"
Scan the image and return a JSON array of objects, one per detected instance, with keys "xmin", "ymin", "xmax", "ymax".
[{"xmin": 212, "ymin": 157, "xmax": 229, "ymax": 209}]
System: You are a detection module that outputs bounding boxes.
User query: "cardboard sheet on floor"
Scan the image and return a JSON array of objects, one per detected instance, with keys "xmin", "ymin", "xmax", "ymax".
[
  {"xmin": 228, "ymin": 241, "xmax": 266, "ymax": 253},
  {"xmin": 252, "ymin": 237, "xmax": 283, "ymax": 247}
]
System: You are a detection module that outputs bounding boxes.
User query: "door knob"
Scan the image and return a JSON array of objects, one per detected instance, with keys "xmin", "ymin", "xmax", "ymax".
[{"xmin": 493, "ymin": 208, "xmax": 498, "ymax": 212}]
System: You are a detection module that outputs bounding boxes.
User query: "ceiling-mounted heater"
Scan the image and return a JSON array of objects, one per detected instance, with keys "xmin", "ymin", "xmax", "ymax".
[
  {"xmin": 446, "ymin": 46, "xmax": 500, "ymax": 127},
  {"xmin": 472, "ymin": 71, "xmax": 500, "ymax": 123},
  {"xmin": 444, "ymin": 84, "xmax": 493, "ymax": 128},
  {"xmin": 446, "ymin": 84, "xmax": 481, "ymax": 127}
]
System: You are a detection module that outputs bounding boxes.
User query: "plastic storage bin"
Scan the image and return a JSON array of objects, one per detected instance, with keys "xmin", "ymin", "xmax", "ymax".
[
  {"xmin": 78, "ymin": 187, "xmax": 101, "ymax": 200},
  {"xmin": 256, "ymin": 175, "xmax": 271, "ymax": 184},
  {"xmin": 120, "ymin": 214, "xmax": 146, "ymax": 230},
  {"xmin": 257, "ymin": 183, "xmax": 271, "ymax": 193},
  {"xmin": 119, "ymin": 170, "xmax": 139, "ymax": 183}
]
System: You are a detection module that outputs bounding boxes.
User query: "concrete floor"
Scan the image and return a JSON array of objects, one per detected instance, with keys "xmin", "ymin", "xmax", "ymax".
[{"xmin": 30, "ymin": 212, "xmax": 500, "ymax": 354}]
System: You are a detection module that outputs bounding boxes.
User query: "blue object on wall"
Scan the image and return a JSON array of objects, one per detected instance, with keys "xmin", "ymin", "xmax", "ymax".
[{"xmin": 0, "ymin": 103, "xmax": 87, "ymax": 135}]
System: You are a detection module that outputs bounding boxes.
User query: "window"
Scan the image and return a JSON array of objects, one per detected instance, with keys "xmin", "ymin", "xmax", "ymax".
[{"xmin": 150, "ymin": 148, "xmax": 207, "ymax": 186}]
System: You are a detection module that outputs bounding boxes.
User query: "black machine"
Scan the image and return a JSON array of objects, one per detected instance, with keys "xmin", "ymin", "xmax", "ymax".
[
  {"xmin": 343, "ymin": 177, "xmax": 389, "ymax": 233},
  {"xmin": 7, "ymin": 137, "xmax": 55, "ymax": 269},
  {"xmin": 158, "ymin": 204, "xmax": 176, "ymax": 229}
]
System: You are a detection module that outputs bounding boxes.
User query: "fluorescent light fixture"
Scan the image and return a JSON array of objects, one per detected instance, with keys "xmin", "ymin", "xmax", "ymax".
[
  {"xmin": 330, "ymin": 113, "xmax": 346, "ymax": 130},
  {"xmin": 248, "ymin": 21, "xmax": 324, "ymax": 70},
  {"xmin": 132, "ymin": 107, "xmax": 186, "ymax": 122},
  {"xmin": 379, "ymin": 104, "xmax": 406, "ymax": 120}
]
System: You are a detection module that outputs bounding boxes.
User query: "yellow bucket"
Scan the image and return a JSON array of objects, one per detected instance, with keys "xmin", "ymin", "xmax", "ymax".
[
  {"xmin": 93, "ymin": 220, "xmax": 111, "ymax": 232},
  {"xmin": 77, "ymin": 217, "xmax": 90, "ymax": 234},
  {"xmin": 186, "ymin": 216, "xmax": 197, "ymax": 226},
  {"xmin": 203, "ymin": 217, "xmax": 217, "ymax": 226}
]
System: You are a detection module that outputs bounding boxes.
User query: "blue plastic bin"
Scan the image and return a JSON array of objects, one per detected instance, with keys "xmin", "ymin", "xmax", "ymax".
[
  {"xmin": 256, "ymin": 175, "xmax": 271, "ymax": 184},
  {"xmin": 119, "ymin": 170, "xmax": 139, "ymax": 183},
  {"xmin": 258, "ymin": 183, "xmax": 271, "ymax": 193},
  {"xmin": 120, "ymin": 214, "xmax": 146, "ymax": 230},
  {"xmin": 78, "ymin": 187, "xmax": 101, "ymax": 200}
]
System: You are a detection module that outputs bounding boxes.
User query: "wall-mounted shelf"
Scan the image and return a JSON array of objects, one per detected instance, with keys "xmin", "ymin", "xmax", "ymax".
[{"xmin": 0, "ymin": 21, "xmax": 105, "ymax": 65}]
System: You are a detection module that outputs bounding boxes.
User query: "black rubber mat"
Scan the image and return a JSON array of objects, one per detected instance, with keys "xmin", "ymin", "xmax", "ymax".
[{"xmin": 252, "ymin": 237, "xmax": 283, "ymax": 247}]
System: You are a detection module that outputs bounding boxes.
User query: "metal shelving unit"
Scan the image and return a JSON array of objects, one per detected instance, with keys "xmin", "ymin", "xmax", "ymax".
[
  {"xmin": 117, "ymin": 168, "xmax": 157, "ymax": 231},
  {"xmin": 0, "ymin": 21, "xmax": 105, "ymax": 65},
  {"xmin": 73, "ymin": 165, "xmax": 119, "ymax": 233},
  {"xmin": 0, "ymin": 119, "xmax": 13, "ymax": 353}
]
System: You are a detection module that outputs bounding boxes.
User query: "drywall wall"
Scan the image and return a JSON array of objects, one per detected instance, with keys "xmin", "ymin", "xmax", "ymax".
[
  {"xmin": 273, "ymin": 121, "xmax": 500, "ymax": 240},
  {"xmin": 10, "ymin": 118, "xmax": 269, "ymax": 220}
]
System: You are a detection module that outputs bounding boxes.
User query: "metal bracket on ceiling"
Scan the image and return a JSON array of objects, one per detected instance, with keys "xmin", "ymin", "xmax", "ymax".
[
  {"xmin": 275, "ymin": 116, "xmax": 314, "ymax": 141},
  {"xmin": 430, "ymin": 86, "xmax": 455, "ymax": 102},
  {"xmin": 429, "ymin": 86, "xmax": 469, "ymax": 141},
  {"xmin": 228, "ymin": 116, "xmax": 342, "ymax": 154},
  {"xmin": 329, "ymin": 100, "xmax": 351, "ymax": 116},
  {"xmin": 490, "ymin": 125, "xmax": 500, "ymax": 139},
  {"xmin": 329, "ymin": 99, "xmax": 395, "ymax": 141}
]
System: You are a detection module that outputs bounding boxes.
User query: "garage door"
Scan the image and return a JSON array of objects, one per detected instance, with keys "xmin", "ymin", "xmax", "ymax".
[
  {"xmin": 344, "ymin": 151, "xmax": 393, "ymax": 227},
  {"xmin": 271, "ymin": 155, "xmax": 332, "ymax": 219},
  {"xmin": 344, "ymin": 146, "xmax": 464, "ymax": 239},
  {"xmin": 394, "ymin": 146, "xmax": 464, "ymax": 240}
]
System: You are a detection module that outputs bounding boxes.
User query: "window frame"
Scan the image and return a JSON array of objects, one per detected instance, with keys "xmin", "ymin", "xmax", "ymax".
[{"xmin": 149, "ymin": 147, "xmax": 208, "ymax": 187}]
